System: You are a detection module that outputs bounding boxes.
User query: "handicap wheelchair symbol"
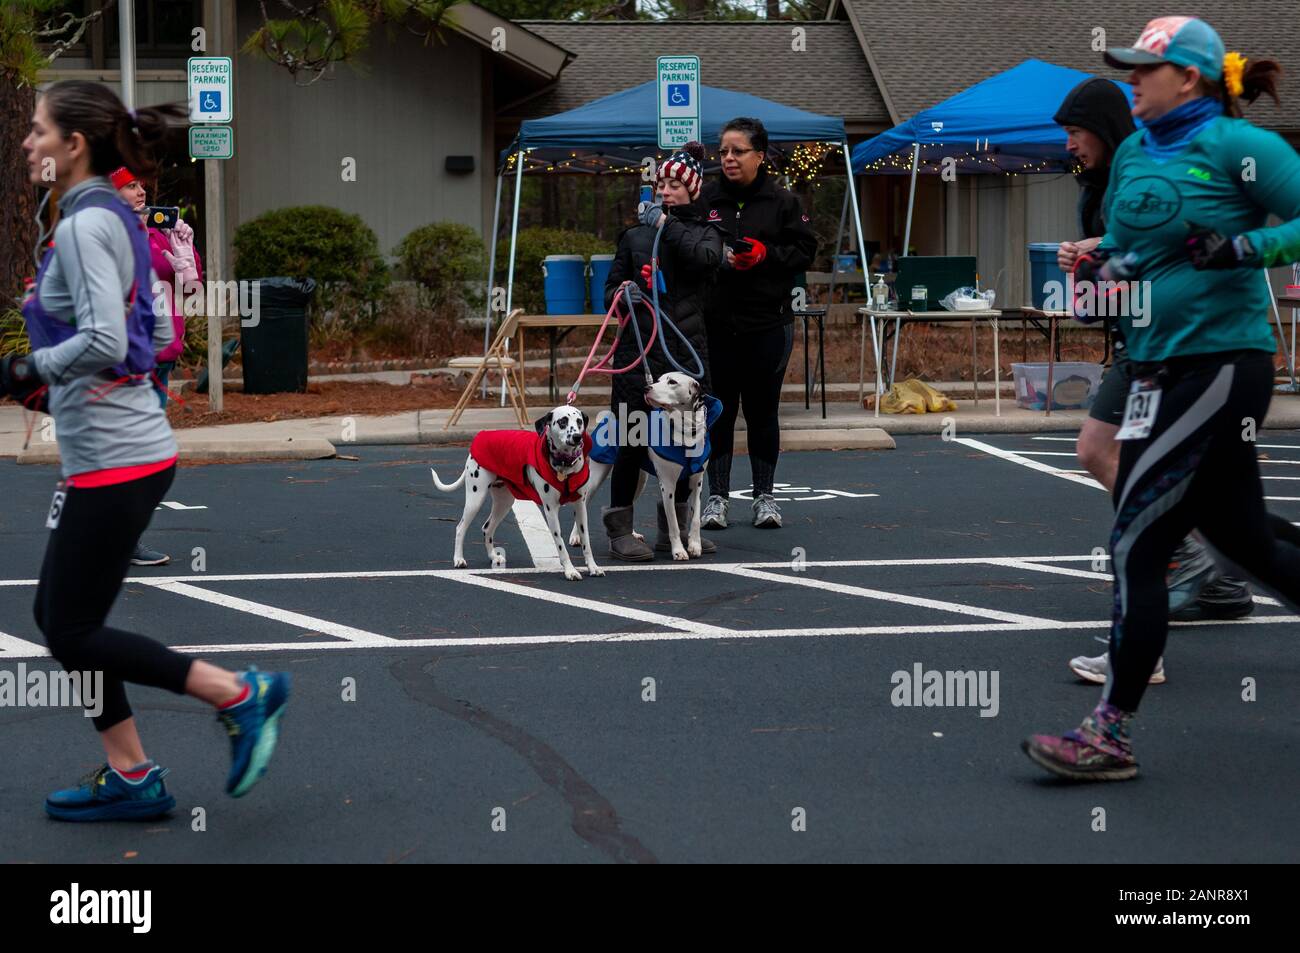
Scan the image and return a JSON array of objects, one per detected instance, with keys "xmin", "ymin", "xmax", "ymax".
[
  {"xmin": 729, "ymin": 482, "xmax": 879, "ymax": 502},
  {"xmin": 667, "ymin": 84, "xmax": 690, "ymax": 107},
  {"xmin": 200, "ymin": 90, "xmax": 222, "ymax": 113}
]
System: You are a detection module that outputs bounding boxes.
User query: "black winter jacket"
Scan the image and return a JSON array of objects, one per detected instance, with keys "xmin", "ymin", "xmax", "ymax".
[
  {"xmin": 1053, "ymin": 77, "xmax": 1137, "ymax": 239},
  {"xmin": 703, "ymin": 166, "xmax": 818, "ymax": 333},
  {"xmin": 604, "ymin": 199, "xmax": 723, "ymax": 406}
]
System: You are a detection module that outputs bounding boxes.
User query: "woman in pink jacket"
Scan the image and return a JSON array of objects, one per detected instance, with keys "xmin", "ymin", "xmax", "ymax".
[
  {"xmin": 111, "ymin": 166, "xmax": 201, "ymax": 566},
  {"xmin": 110, "ymin": 166, "xmax": 201, "ymax": 409}
]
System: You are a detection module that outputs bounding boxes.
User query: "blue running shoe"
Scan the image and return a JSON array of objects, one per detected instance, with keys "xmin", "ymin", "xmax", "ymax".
[
  {"xmin": 219, "ymin": 668, "xmax": 291, "ymax": 798},
  {"xmin": 46, "ymin": 763, "xmax": 175, "ymax": 822}
]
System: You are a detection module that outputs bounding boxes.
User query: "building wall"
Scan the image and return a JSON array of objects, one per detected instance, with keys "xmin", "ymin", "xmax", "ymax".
[{"xmin": 233, "ymin": 1, "xmax": 487, "ymax": 256}]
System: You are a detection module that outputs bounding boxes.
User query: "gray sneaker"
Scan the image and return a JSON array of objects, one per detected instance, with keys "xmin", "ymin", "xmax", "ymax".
[
  {"xmin": 130, "ymin": 542, "xmax": 170, "ymax": 567},
  {"xmin": 752, "ymin": 493, "xmax": 783, "ymax": 528},
  {"xmin": 1167, "ymin": 536, "xmax": 1218, "ymax": 614},
  {"xmin": 701, "ymin": 494, "xmax": 729, "ymax": 530},
  {"xmin": 1068, "ymin": 652, "xmax": 1165, "ymax": 685}
]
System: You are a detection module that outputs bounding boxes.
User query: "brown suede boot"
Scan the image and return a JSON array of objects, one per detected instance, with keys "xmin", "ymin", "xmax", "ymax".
[
  {"xmin": 655, "ymin": 500, "xmax": 716, "ymax": 556},
  {"xmin": 603, "ymin": 505, "xmax": 653, "ymax": 561}
]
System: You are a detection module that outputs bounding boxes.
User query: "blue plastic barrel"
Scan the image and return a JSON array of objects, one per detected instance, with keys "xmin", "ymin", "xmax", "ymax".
[
  {"xmin": 542, "ymin": 255, "xmax": 586, "ymax": 314},
  {"xmin": 1028, "ymin": 243, "xmax": 1068, "ymax": 310},
  {"xmin": 588, "ymin": 255, "xmax": 615, "ymax": 312}
]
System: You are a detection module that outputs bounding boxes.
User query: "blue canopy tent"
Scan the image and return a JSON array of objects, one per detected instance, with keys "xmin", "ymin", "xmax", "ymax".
[
  {"xmin": 488, "ymin": 80, "xmax": 869, "ymax": 330},
  {"xmin": 851, "ymin": 59, "xmax": 1135, "ymax": 255}
]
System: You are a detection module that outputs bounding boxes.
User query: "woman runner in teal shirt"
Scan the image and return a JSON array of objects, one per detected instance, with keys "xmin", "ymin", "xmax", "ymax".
[{"xmin": 1024, "ymin": 16, "xmax": 1300, "ymax": 781}]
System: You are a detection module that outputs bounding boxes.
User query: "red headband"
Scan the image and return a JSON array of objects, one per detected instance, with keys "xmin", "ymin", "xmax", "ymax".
[{"xmin": 109, "ymin": 166, "xmax": 137, "ymax": 189}]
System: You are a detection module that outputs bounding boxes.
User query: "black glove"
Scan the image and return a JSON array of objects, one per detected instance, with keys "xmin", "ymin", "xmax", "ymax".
[
  {"xmin": 1186, "ymin": 223, "xmax": 1255, "ymax": 270},
  {"xmin": 0, "ymin": 354, "xmax": 46, "ymax": 407}
]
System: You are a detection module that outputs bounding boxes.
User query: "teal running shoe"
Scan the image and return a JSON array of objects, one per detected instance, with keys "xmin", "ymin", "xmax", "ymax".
[
  {"xmin": 46, "ymin": 763, "xmax": 175, "ymax": 821},
  {"xmin": 219, "ymin": 669, "xmax": 291, "ymax": 798}
]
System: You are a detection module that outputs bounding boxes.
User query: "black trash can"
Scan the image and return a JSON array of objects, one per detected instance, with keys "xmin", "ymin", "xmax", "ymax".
[{"xmin": 239, "ymin": 277, "xmax": 316, "ymax": 394}]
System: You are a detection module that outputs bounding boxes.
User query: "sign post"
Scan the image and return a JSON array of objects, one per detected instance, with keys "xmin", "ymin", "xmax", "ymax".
[
  {"xmin": 657, "ymin": 56, "xmax": 700, "ymax": 150},
  {"xmin": 188, "ymin": 54, "xmax": 233, "ymax": 412}
]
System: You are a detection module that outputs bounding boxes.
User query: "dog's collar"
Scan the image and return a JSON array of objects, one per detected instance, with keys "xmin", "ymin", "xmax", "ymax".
[{"xmin": 549, "ymin": 445, "xmax": 583, "ymax": 469}]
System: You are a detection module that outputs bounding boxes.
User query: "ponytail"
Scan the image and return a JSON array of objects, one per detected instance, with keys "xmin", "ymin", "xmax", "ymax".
[
  {"xmin": 41, "ymin": 80, "xmax": 183, "ymax": 181},
  {"xmin": 1198, "ymin": 54, "xmax": 1283, "ymax": 119}
]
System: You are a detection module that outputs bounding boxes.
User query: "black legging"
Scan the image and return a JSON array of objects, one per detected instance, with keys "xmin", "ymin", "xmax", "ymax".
[
  {"xmin": 706, "ymin": 322, "xmax": 793, "ymax": 498},
  {"xmin": 1106, "ymin": 349, "xmax": 1300, "ymax": 711},
  {"xmin": 34, "ymin": 465, "xmax": 192, "ymax": 731}
]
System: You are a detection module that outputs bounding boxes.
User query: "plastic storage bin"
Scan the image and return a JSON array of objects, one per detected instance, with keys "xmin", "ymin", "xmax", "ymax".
[
  {"xmin": 542, "ymin": 255, "xmax": 586, "ymax": 314},
  {"xmin": 588, "ymin": 254, "xmax": 615, "ymax": 311},
  {"xmin": 1012, "ymin": 361, "xmax": 1104, "ymax": 411},
  {"xmin": 1027, "ymin": 242, "xmax": 1068, "ymax": 310}
]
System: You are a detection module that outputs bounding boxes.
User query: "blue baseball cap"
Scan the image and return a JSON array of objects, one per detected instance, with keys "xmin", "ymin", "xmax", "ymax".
[{"xmin": 1104, "ymin": 16, "xmax": 1225, "ymax": 81}]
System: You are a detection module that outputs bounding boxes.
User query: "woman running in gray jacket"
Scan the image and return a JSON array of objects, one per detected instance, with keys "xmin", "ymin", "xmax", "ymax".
[{"xmin": 4, "ymin": 81, "xmax": 290, "ymax": 820}]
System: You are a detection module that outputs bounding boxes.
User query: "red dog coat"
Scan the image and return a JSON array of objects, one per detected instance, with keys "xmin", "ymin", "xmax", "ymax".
[{"xmin": 470, "ymin": 430, "xmax": 592, "ymax": 505}]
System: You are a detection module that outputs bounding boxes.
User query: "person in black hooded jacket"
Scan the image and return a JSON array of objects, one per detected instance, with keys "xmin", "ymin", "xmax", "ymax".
[
  {"xmin": 1052, "ymin": 76, "xmax": 1251, "ymax": 689},
  {"xmin": 699, "ymin": 117, "xmax": 817, "ymax": 531},
  {"xmin": 600, "ymin": 142, "xmax": 724, "ymax": 560}
]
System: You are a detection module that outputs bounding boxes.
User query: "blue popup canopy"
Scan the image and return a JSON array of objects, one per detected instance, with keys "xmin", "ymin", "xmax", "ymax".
[
  {"xmin": 490, "ymin": 80, "xmax": 866, "ymax": 326},
  {"xmin": 502, "ymin": 80, "xmax": 846, "ymax": 171},
  {"xmin": 852, "ymin": 59, "xmax": 1136, "ymax": 175}
]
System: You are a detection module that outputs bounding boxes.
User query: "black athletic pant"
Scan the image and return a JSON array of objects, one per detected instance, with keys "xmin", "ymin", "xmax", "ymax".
[
  {"xmin": 706, "ymin": 322, "xmax": 794, "ymax": 498},
  {"xmin": 1106, "ymin": 350, "xmax": 1300, "ymax": 711},
  {"xmin": 33, "ymin": 465, "xmax": 193, "ymax": 731},
  {"xmin": 611, "ymin": 444, "xmax": 690, "ymax": 508}
]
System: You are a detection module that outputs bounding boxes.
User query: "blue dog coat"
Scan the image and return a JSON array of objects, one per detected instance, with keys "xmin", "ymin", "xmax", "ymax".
[{"xmin": 590, "ymin": 394, "xmax": 722, "ymax": 474}]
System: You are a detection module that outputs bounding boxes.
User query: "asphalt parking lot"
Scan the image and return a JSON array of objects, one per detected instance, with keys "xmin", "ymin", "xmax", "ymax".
[{"xmin": 1, "ymin": 433, "xmax": 1296, "ymax": 863}]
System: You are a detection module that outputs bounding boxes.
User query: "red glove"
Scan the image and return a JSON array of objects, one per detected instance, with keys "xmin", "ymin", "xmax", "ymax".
[
  {"xmin": 640, "ymin": 263, "xmax": 654, "ymax": 289},
  {"xmin": 732, "ymin": 238, "xmax": 767, "ymax": 270}
]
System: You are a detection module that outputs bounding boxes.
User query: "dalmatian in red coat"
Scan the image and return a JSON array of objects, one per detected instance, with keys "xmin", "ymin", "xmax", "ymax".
[{"xmin": 430, "ymin": 405, "xmax": 603, "ymax": 580}]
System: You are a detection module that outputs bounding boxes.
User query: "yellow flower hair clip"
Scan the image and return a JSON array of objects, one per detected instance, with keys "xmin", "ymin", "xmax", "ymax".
[{"xmin": 1223, "ymin": 52, "xmax": 1248, "ymax": 97}]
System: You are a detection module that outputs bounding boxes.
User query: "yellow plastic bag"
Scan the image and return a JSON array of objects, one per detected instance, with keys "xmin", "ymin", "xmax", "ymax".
[{"xmin": 876, "ymin": 378, "xmax": 957, "ymax": 414}]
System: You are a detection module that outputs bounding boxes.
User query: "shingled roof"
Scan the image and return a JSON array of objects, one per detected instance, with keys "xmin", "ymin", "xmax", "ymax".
[
  {"xmin": 507, "ymin": 20, "xmax": 888, "ymax": 132},
  {"xmin": 838, "ymin": 0, "xmax": 1300, "ymax": 132}
]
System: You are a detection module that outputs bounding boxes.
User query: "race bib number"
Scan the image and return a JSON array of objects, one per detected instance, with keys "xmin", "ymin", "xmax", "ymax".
[
  {"xmin": 1117, "ymin": 378, "xmax": 1161, "ymax": 441},
  {"xmin": 46, "ymin": 485, "xmax": 67, "ymax": 529}
]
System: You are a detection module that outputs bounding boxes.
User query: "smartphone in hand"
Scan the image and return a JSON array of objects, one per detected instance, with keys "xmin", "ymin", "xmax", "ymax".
[{"xmin": 144, "ymin": 206, "xmax": 180, "ymax": 230}]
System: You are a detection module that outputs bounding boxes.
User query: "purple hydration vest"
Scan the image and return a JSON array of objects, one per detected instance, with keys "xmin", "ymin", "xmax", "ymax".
[{"xmin": 22, "ymin": 185, "xmax": 158, "ymax": 380}]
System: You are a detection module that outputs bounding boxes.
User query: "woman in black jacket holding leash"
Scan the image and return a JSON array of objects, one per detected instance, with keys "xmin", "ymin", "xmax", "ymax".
[
  {"xmin": 701, "ymin": 117, "xmax": 818, "ymax": 530},
  {"xmin": 601, "ymin": 142, "xmax": 724, "ymax": 559}
]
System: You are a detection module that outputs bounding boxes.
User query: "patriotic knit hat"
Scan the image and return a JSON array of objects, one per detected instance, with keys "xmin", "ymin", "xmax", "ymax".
[
  {"xmin": 109, "ymin": 166, "xmax": 138, "ymax": 189},
  {"xmin": 657, "ymin": 141, "xmax": 705, "ymax": 200}
]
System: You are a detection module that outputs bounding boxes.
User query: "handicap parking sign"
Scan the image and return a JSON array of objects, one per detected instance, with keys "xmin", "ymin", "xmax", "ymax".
[
  {"xmin": 667, "ymin": 84, "xmax": 690, "ymax": 107},
  {"xmin": 199, "ymin": 90, "xmax": 222, "ymax": 114}
]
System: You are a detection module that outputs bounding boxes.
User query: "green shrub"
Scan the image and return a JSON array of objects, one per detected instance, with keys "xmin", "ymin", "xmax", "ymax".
[
  {"xmin": 1, "ymin": 309, "xmax": 30, "ymax": 358},
  {"xmin": 495, "ymin": 227, "xmax": 614, "ymax": 315},
  {"xmin": 393, "ymin": 222, "xmax": 486, "ymax": 315},
  {"xmin": 232, "ymin": 206, "xmax": 389, "ymax": 329}
]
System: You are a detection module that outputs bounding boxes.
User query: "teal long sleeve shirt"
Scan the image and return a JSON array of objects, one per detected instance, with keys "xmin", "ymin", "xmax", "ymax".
[{"xmin": 1100, "ymin": 115, "xmax": 1300, "ymax": 362}]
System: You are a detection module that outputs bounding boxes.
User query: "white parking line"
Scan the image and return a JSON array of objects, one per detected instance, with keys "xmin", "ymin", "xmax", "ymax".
[
  {"xmin": 152, "ymin": 581, "xmax": 399, "ymax": 645},
  {"xmin": 704, "ymin": 564, "xmax": 1059, "ymax": 625},
  {"xmin": 1, "ymin": 613, "xmax": 1295, "ymax": 660},
  {"xmin": 438, "ymin": 570, "xmax": 740, "ymax": 637},
  {"xmin": 511, "ymin": 499, "xmax": 562, "ymax": 570},
  {"xmin": 0, "ymin": 553, "xmax": 1159, "ymax": 588},
  {"xmin": 953, "ymin": 437, "xmax": 1105, "ymax": 490},
  {"xmin": 0, "ymin": 629, "xmax": 48, "ymax": 657}
]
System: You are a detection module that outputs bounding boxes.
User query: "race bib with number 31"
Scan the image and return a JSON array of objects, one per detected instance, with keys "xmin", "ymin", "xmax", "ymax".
[{"xmin": 1117, "ymin": 378, "xmax": 1162, "ymax": 441}]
